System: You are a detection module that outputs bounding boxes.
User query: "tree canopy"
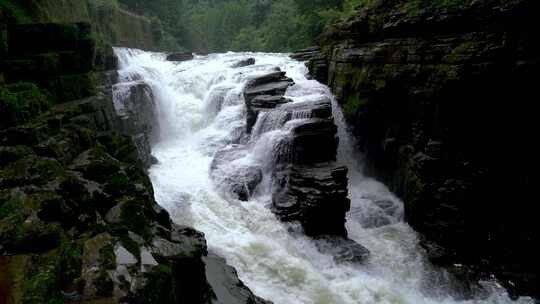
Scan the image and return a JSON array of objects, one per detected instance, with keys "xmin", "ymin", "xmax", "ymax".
[{"xmin": 117, "ymin": 0, "xmax": 366, "ymax": 52}]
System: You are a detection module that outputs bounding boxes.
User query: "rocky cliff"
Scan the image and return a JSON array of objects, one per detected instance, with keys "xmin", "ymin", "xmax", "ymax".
[
  {"xmin": 295, "ymin": 0, "xmax": 539, "ymax": 299},
  {"xmin": 0, "ymin": 0, "xmax": 159, "ymax": 52},
  {"xmin": 1, "ymin": 15, "xmax": 269, "ymax": 304}
]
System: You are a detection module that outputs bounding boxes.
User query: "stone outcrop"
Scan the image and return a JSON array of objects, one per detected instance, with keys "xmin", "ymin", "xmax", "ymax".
[
  {"xmin": 242, "ymin": 71, "xmax": 369, "ymax": 263},
  {"xmin": 231, "ymin": 57, "xmax": 256, "ymax": 68},
  {"xmin": 244, "ymin": 70, "xmax": 294, "ymax": 133},
  {"xmin": 166, "ymin": 52, "xmax": 194, "ymax": 62},
  {"xmin": 295, "ymin": 0, "xmax": 539, "ymax": 298}
]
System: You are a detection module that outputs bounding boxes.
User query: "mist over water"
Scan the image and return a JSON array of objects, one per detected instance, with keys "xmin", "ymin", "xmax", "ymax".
[{"xmin": 113, "ymin": 48, "xmax": 533, "ymax": 304}]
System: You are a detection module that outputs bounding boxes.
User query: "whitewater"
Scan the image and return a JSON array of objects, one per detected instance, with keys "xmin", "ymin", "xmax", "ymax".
[{"xmin": 113, "ymin": 48, "xmax": 533, "ymax": 304}]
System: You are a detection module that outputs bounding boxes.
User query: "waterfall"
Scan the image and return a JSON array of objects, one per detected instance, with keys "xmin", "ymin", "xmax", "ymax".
[{"xmin": 113, "ymin": 48, "xmax": 533, "ymax": 304}]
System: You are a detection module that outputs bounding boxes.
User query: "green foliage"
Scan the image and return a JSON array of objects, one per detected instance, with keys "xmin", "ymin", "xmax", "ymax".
[
  {"xmin": 0, "ymin": 82, "xmax": 50, "ymax": 128},
  {"xmin": 115, "ymin": 0, "xmax": 362, "ymax": 52},
  {"xmin": 22, "ymin": 256, "xmax": 63, "ymax": 304},
  {"xmin": 138, "ymin": 264, "xmax": 175, "ymax": 304}
]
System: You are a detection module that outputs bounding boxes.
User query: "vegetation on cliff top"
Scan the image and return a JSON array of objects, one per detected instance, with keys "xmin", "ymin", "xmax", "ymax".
[{"xmin": 117, "ymin": 0, "xmax": 367, "ymax": 52}]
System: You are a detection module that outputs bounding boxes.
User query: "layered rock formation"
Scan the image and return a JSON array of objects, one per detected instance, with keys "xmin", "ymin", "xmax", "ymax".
[
  {"xmin": 295, "ymin": 0, "xmax": 538, "ymax": 298},
  {"xmin": 241, "ymin": 70, "xmax": 369, "ymax": 263},
  {"xmin": 1, "ymin": 22, "xmax": 269, "ymax": 304}
]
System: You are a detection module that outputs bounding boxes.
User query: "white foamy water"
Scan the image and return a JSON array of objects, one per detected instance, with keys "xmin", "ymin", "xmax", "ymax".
[{"xmin": 113, "ymin": 48, "xmax": 533, "ymax": 304}]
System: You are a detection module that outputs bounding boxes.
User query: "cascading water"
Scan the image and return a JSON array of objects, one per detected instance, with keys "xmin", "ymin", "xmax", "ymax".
[{"xmin": 113, "ymin": 48, "xmax": 533, "ymax": 304}]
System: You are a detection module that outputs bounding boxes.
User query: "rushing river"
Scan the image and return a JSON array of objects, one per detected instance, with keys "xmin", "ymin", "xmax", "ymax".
[{"xmin": 113, "ymin": 48, "xmax": 533, "ymax": 304}]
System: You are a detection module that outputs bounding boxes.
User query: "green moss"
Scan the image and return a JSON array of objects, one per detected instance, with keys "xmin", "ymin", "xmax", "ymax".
[
  {"xmin": 20, "ymin": 239, "xmax": 83, "ymax": 304},
  {"xmin": 0, "ymin": 82, "xmax": 51, "ymax": 127},
  {"xmin": 57, "ymin": 72, "xmax": 96, "ymax": 102},
  {"xmin": 104, "ymin": 172, "xmax": 134, "ymax": 197},
  {"xmin": 21, "ymin": 257, "xmax": 63, "ymax": 304},
  {"xmin": 120, "ymin": 199, "xmax": 151, "ymax": 240},
  {"xmin": 120, "ymin": 235, "xmax": 141, "ymax": 260},
  {"xmin": 0, "ymin": 199, "xmax": 17, "ymax": 220},
  {"xmin": 58, "ymin": 239, "xmax": 83, "ymax": 284},
  {"xmin": 0, "ymin": 1, "xmax": 34, "ymax": 23},
  {"xmin": 343, "ymin": 93, "xmax": 367, "ymax": 120},
  {"xmin": 98, "ymin": 243, "xmax": 116, "ymax": 270},
  {"xmin": 138, "ymin": 264, "xmax": 175, "ymax": 304},
  {"xmin": 374, "ymin": 79, "xmax": 387, "ymax": 90}
]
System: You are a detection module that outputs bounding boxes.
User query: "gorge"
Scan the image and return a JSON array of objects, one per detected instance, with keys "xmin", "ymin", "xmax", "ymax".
[
  {"xmin": 112, "ymin": 48, "xmax": 533, "ymax": 304},
  {"xmin": 1, "ymin": 0, "xmax": 538, "ymax": 303}
]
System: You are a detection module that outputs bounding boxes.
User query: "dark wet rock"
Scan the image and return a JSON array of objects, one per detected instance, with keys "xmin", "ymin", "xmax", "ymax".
[
  {"xmin": 166, "ymin": 52, "xmax": 194, "ymax": 62},
  {"xmin": 313, "ymin": 236, "xmax": 370, "ymax": 264},
  {"xmin": 290, "ymin": 46, "xmax": 322, "ymax": 61},
  {"xmin": 273, "ymin": 163, "xmax": 350, "ymax": 237},
  {"xmin": 244, "ymin": 71, "xmax": 294, "ymax": 133},
  {"xmin": 113, "ymin": 81, "xmax": 158, "ymax": 168},
  {"xmin": 231, "ymin": 57, "xmax": 255, "ymax": 68},
  {"xmin": 245, "ymin": 81, "xmax": 293, "ymax": 103},
  {"xmin": 250, "ymin": 95, "xmax": 292, "ymax": 110},
  {"xmin": 280, "ymin": 97, "xmax": 332, "ymax": 119},
  {"xmin": 314, "ymin": 0, "xmax": 539, "ymax": 298},
  {"xmin": 211, "ymin": 146, "xmax": 263, "ymax": 201},
  {"xmin": 290, "ymin": 118, "xmax": 338, "ymax": 164},
  {"xmin": 204, "ymin": 252, "xmax": 273, "ymax": 304}
]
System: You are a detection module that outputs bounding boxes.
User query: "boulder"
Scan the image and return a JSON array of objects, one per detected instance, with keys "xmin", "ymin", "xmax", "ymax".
[
  {"xmin": 273, "ymin": 163, "xmax": 350, "ymax": 237},
  {"xmin": 231, "ymin": 57, "xmax": 255, "ymax": 68},
  {"xmin": 204, "ymin": 252, "xmax": 273, "ymax": 304},
  {"xmin": 313, "ymin": 236, "xmax": 370, "ymax": 264},
  {"xmin": 211, "ymin": 146, "xmax": 263, "ymax": 201},
  {"xmin": 166, "ymin": 52, "xmax": 194, "ymax": 62}
]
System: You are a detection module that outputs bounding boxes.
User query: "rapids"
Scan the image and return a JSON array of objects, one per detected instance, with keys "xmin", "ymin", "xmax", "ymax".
[{"xmin": 113, "ymin": 48, "xmax": 533, "ymax": 304}]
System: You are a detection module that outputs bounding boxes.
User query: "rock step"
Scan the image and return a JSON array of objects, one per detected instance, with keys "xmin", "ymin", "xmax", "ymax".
[{"xmin": 244, "ymin": 71, "xmax": 295, "ymax": 133}]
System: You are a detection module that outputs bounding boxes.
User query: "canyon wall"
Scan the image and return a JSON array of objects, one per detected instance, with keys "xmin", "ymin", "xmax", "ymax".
[
  {"xmin": 1, "ymin": 0, "xmax": 159, "ymax": 52},
  {"xmin": 296, "ymin": 0, "xmax": 538, "ymax": 298},
  {"xmin": 0, "ymin": 10, "xmax": 268, "ymax": 304}
]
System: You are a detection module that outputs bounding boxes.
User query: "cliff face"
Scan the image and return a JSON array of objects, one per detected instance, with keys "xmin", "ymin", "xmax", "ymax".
[
  {"xmin": 0, "ymin": 8, "xmax": 269, "ymax": 304},
  {"xmin": 300, "ymin": 0, "xmax": 538, "ymax": 298},
  {"xmin": 0, "ymin": 0, "xmax": 159, "ymax": 51}
]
